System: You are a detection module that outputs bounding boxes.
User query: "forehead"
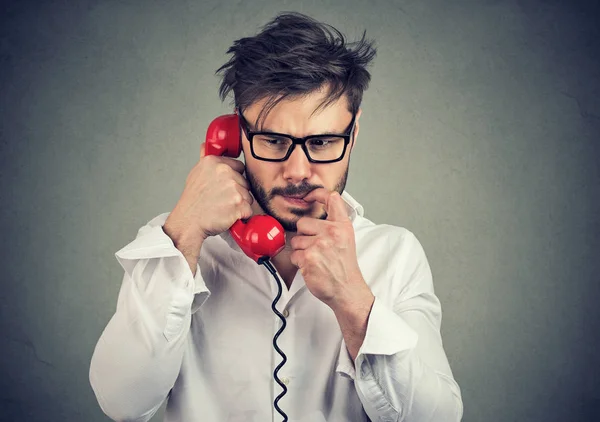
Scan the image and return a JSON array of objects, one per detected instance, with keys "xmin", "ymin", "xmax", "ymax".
[{"xmin": 243, "ymin": 92, "xmax": 353, "ymax": 135}]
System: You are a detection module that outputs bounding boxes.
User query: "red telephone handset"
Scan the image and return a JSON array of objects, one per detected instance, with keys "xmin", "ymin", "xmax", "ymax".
[{"xmin": 205, "ymin": 114, "xmax": 286, "ymax": 263}]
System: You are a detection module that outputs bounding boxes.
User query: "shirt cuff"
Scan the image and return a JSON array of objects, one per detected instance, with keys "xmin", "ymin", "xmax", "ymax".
[
  {"xmin": 114, "ymin": 223, "xmax": 182, "ymax": 277},
  {"xmin": 114, "ymin": 215, "xmax": 211, "ymax": 310},
  {"xmin": 335, "ymin": 296, "xmax": 418, "ymax": 380}
]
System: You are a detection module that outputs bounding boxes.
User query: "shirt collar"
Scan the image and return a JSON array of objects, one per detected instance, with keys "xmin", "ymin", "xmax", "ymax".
[{"xmin": 340, "ymin": 190, "xmax": 364, "ymax": 221}]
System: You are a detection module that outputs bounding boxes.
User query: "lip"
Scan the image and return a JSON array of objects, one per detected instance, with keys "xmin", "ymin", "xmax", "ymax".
[{"xmin": 282, "ymin": 195, "xmax": 310, "ymax": 207}]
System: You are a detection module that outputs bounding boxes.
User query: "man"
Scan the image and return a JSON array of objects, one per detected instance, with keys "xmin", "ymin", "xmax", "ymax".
[{"xmin": 90, "ymin": 12, "xmax": 463, "ymax": 422}]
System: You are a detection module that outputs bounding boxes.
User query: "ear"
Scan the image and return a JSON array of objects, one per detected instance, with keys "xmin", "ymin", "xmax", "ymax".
[{"xmin": 351, "ymin": 108, "xmax": 362, "ymax": 151}]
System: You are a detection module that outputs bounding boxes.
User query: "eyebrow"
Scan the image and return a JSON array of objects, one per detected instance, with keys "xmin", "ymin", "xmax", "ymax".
[{"xmin": 246, "ymin": 115, "xmax": 354, "ymax": 135}]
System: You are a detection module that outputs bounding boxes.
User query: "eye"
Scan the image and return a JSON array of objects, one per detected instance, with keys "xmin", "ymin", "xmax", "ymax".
[
  {"xmin": 254, "ymin": 135, "xmax": 292, "ymax": 150},
  {"xmin": 307, "ymin": 138, "xmax": 341, "ymax": 149},
  {"xmin": 266, "ymin": 139, "xmax": 286, "ymax": 145}
]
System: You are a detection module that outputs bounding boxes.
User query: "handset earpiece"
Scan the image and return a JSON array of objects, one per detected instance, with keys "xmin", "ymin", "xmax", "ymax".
[
  {"xmin": 205, "ymin": 114, "xmax": 242, "ymax": 157},
  {"xmin": 205, "ymin": 114, "xmax": 285, "ymax": 263}
]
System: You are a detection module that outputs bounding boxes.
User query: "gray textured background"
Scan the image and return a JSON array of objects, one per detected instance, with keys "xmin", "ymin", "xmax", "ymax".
[{"xmin": 1, "ymin": 0, "xmax": 599, "ymax": 421}]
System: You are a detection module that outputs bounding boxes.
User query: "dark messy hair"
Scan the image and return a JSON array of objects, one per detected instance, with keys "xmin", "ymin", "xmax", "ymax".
[{"xmin": 216, "ymin": 12, "xmax": 377, "ymax": 128}]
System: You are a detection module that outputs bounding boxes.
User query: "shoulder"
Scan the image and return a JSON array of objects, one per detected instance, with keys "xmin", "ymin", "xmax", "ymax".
[
  {"xmin": 351, "ymin": 214, "xmax": 435, "ymax": 304},
  {"xmin": 353, "ymin": 214, "xmax": 423, "ymax": 259},
  {"xmin": 342, "ymin": 190, "xmax": 420, "ymax": 253}
]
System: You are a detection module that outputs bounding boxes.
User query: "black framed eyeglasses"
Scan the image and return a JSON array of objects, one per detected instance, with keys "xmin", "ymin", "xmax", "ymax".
[{"xmin": 237, "ymin": 109, "xmax": 356, "ymax": 163}]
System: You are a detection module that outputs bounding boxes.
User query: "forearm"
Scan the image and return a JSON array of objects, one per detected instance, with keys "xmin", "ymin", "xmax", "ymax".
[
  {"xmin": 330, "ymin": 282, "xmax": 375, "ymax": 361},
  {"xmin": 90, "ymin": 249, "xmax": 201, "ymax": 421},
  {"xmin": 89, "ymin": 278, "xmax": 191, "ymax": 421},
  {"xmin": 336, "ymin": 296, "xmax": 463, "ymax": 422}
]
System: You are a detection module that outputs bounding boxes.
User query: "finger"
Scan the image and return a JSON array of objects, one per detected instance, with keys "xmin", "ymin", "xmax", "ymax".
[
  {"xmin": 200, "ymin": 142, "xmax": 206, "ymax": 159},
  {"xmin": 219, "ymin": 156, "xmax": 246, "ymax": 174},
  {"xmin": 302, "ymin": 187, "xmax": 329, "ymax": 206},
  {"xmin": 325, "ymin": 191, "xmax": 349, "ymax": 221},
  {"xmin": 234, "ymin": 183, "xmax": 254, "ymax": 205},
  {"xmin": 303, "ymin": 189, "xmax": 348, "ymax": 221},
  {"xmin": 296, "ymin": 216, "xmax": 326, "ymax": 236},
  {"xmin": 227, "ymin": 167, "xmax": 250, "ymax": 190},
  {"xmin": 290, "ymin": 250, "xmax": 305, "ymax": 269},
  {"xmin": 238, "ymin": 201, "xmax": 253, "ymax": 220},
  {"xmin": 290, "ymin": 234, "xmax": 316, "ymax": 250}
]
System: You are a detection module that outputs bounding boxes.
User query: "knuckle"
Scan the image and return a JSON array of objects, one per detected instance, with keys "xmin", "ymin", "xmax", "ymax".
[
  {"xmin": 305, "ymin": 248, "xmax": 317, "ymax": 262},
  {"xmin": 215, "ymin": 162, "xmax": 229, "ymax": 175},
  {"xmin": 240, "ymin": 203, "xmax": 252, "ymax": 219},
  {"xmin": 316, "ymin": 238, "xmax": 329, "ymax": 249},
  {"xmin": 290, "ymin": 237, "xmax": 300, "ymax": 249},
  {"xmin": 326, "ymin": 225, "xmax": 339, "ymax": 240},
  {"xmin": 232, "ymin": 193, "xmax": 243, "ymax": 205}
]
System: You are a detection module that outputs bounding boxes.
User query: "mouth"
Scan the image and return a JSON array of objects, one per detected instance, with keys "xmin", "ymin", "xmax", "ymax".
[{"xmin": 281, "ymin": 194, "xmax": 311, "ymax": 207}]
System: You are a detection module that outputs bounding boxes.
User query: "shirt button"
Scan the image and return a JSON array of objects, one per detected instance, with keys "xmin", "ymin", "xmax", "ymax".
[
  {"xmin": 282, "ymin": 309, "xmax": 289, "ymax": 318},
  {"xmin": 280, "ymin": 377, "xmax": 290, "ymax": 385}
]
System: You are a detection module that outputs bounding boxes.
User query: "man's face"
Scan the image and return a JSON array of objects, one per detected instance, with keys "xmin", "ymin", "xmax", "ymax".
[{"xmin": 241, "ymin": 91, "xmax": 361, "ymax": 232}]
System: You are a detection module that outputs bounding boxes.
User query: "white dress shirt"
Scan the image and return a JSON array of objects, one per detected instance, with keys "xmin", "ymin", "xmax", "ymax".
[{"xmin": 89, "ymin": 191, "xmax": 463, "ymax": 422}]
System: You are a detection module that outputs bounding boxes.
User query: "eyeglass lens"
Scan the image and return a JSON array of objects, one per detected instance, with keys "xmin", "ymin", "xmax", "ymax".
[{"xmin": 253, "ymin": 134, "xmax": 346, "ymax": 161}]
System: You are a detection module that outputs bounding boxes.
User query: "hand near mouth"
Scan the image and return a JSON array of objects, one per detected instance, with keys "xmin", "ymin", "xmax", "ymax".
[{"xmin": 289, "ymin": 188, "xmax": 370, "ymax": 309}]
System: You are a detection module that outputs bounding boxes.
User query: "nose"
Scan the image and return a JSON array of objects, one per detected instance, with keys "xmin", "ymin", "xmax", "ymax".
[{"xmin": 282, "ymin": 144, "xmax": 312, "ymax": 183}]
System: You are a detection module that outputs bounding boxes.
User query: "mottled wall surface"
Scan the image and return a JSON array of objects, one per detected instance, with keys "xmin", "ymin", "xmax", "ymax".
[{"xmin": 1, "ymin": 0, "xmax": 598, "ymax": 421}]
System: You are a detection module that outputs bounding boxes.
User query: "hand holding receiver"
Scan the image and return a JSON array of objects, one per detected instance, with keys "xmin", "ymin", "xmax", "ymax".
[
  {"xmin": 163, "ymin": 144, "xmax": 253, "ymax": 274},
  {"xmin": 205, "ymin": 114, "xmax": 285, "ymax": 263},
  {"xmin": 164, "ymin": 114, "xmax": 285, "ymax": 274}
]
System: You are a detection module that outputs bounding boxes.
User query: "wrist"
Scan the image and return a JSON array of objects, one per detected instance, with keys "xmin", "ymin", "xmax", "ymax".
[
  {"xmin": 329, "ymin": 281, "xmax": 375, "ymax": 316},
  {"xmin": 163, "ymin": 218, "xmax": 204, "ymax": 257}
]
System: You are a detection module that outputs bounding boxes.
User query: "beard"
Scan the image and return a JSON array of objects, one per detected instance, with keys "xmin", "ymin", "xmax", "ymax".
[{"xmin": 245, "ymin": 165, "xmax": 349, "ymax": 232}]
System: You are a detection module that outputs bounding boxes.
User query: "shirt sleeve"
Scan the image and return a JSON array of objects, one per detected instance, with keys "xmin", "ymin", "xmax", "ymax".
[
  {"xmin": 336, "ymin": 231, "xmax": 464, "ymax": 422},
  {"xmin": 89, "ymin": 213, "xmax": 211, "ymax": 422}
]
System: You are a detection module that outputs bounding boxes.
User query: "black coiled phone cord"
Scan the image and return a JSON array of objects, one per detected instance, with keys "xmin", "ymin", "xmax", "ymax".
[{"xmin": 259, "ymin": 258, "xmax": 289, "ymax": 422}]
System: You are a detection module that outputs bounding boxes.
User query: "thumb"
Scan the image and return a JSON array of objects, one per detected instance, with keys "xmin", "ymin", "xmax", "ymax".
[
  {"xmin": 200, "ymin": 142, "xmax": 206, "ymax": 159},
  {"xmin": 327, "ymin": 192, "xmax": 349, "ymax": 221}
]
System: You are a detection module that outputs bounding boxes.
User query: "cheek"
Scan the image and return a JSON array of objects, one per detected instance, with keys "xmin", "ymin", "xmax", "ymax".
[
  {"xmin": 245, "ymin": 161, "xmax": 283, "ymax": 192},
  {"xmin": 316, "ymin": 163, "xmax": 347, "ymax": 188}
]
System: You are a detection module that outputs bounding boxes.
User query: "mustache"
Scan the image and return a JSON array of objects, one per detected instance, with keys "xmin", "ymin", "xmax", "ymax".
[{"xmin": 270, "ymin": 182, "xmax": 323, "ymax": 197}]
